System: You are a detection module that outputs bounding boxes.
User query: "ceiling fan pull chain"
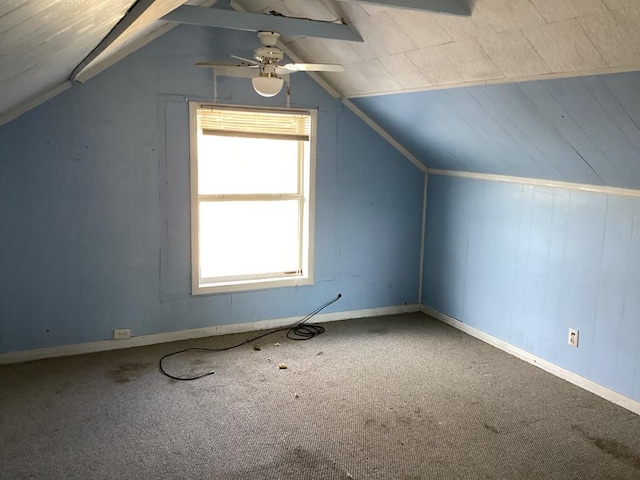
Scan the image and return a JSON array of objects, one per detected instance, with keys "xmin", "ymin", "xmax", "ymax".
[
  {"xmin": 213, "ymin": 69, "xmax": 218, "ymax": 103},
  {"xmin": 286, "ymin": 76, "xmax": 291, "ymax": 108}
]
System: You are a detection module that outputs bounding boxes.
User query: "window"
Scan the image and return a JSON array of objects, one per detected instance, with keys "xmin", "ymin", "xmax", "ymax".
[{"xmin": 190, "ymin": 103, "xmax": 316, "ymax": 294}]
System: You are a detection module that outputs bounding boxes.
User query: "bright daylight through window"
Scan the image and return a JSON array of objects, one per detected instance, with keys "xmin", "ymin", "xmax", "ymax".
[{"xmin": 190, "ymin": 104, "xmax": 316, "ymax": 294}]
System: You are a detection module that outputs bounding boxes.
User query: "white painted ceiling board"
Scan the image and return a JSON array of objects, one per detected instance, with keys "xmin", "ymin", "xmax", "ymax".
[
  {"xmin": 355, "ymin": 58, "xmax": 401, "ymax": 91},
  {"xmin": 530, "ymin": 0, "xmax": 608, "ymax": 23},
  {"xmin": 293, "ymin": 36, "xmax": 362, "ymax": 65},
  {"xmin": 322, "ymin": 65, "xmax": 377, "ymax": 96},
  {"xmin": 386, "ymin": 9, "xmax": 453, "ymax": 47},
  {"xmin": 522, "ymin": 19, "xmax": 608, "ymax": 72},
  {"xmin": 233, "ymin": 0, "xmax": 278, "ymax": 12},
  {"xmin": 0, "ymin": 0, "xmax": 134, "ymax": 121},
  {"xmin": 432, "ymin": 9, "xmax": 495, "ymax": 41},
  {"xmin": 377, "ymin": 53, "xmax": 431, "ymax": 89},
  {"xmin": 406, "ymin": 46, "xmax": 466, "ymax": 86},
  {"xmin": 358, "ymin": 3, "xmax": 392, "ymax": 16},
  {"xmin": 474, "ymin": 0, "xmax": 545, "ymax": 33},
  {"xmin": 0, "ymin": 1, "xmax": 28, "ymax": 18},
  {"xmin": 579, "ymin": 7, "xmax": 640, "ymax": 68},
  {"xmin": 477, "ymin": 30, "xmax": 551, "ymax": 78},
  {"xmin": 351, "ymin": 11, "xmax": 417, "ymax": 56},
  {"xmin": 343, "ymin": 30, "xmax": 379, "ymax": 61},
  {"xmin": 3, "ymin": 0, "xmax": 640, "ymax": 123},
  {"xmin": 240, "ymin": 0, "xmax": 640, "ymax": 98},
  {"xmin": 0, "ymin": 0, "xmax": 70, "ymax": 34},
  {"xmin": 440, "ymin": 39, "xmax": 503, "ymax": 83},
  {"xmin": 601, "ymin": 0, "xmax": 637, "ymax": 9}
]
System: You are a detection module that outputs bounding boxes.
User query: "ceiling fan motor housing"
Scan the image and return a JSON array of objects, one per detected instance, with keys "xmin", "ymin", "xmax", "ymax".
[
  {"xmin": 254, "ymin": 31, "xmax": 283, "ymax": 65},
  {"xmin": 253, "ymin": 46, "xmax": 284, "ymax": 64}
]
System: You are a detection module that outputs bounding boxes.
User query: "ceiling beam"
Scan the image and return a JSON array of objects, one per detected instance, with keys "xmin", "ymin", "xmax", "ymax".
[
  {"xmin": 161, "ymin": 5, "xmax": 363, "ymax": 42},
  {"xmin": 70, "ymin": 0, "xmax": 160, "ymax": 83},
  {"xmin": 347, "ymin": 0, "xmax": 471, "ymax": 16}
]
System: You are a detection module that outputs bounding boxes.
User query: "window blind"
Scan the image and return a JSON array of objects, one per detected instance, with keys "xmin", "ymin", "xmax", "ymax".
[{"xmin": 198, "ymin": 107, "xmax": 310, "ymax": 141}]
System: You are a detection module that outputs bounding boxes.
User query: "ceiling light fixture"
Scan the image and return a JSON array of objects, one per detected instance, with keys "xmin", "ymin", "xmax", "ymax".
[{"xmin": 252, "ymin": 73, "xmax": 284, "ymax": 97}]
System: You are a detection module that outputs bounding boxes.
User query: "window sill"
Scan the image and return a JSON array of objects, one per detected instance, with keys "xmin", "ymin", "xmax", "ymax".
[{"xmin": 192, "ymin": 276, "xmax": 314, "ymax": 295}]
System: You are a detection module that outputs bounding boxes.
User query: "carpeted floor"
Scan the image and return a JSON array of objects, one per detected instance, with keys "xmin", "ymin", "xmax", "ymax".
[{"xmin": 0, "ymin": 313, "xmax": 639, "ymax": 479}]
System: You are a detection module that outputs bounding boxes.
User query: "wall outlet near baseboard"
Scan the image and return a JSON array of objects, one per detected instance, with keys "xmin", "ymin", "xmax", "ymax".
[
  {"xmin": 113, "ymin": 329, "xmax": 131, "ymax": 340},
  {"xmin": 568, "ymin": 328, "xmax": 579, "ymax": 347}
]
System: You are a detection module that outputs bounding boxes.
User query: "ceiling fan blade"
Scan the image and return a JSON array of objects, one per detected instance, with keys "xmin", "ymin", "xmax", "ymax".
[
  {"xmin": 276, "ymin": 63, "xmax": 345, "ymax": 74},
  {"xmin": 230, "ymin": 55, "xmax": 260, "ymax": 65},
  {"xmin": 195, "ymin": 61, "xmax": 257, "ymax": 68}
]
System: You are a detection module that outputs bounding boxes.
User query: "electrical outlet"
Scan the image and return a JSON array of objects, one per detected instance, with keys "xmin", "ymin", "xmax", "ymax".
[
  {"xmin": 113, "ymin": 328, "xmax": 131, "ymax": 340},
  {"xmin": 568, "ymin": 328, "xmax": 579, "ymax": 347}
]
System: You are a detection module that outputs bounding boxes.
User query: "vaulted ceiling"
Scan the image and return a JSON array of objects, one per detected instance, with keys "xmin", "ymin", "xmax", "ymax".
[
  {"xmin": 1, "ymin": 0, "xmax": 640, "ymax": 185},
  {"xmin": 0, "ymin": 0, "xmax": 214, "ymax": 125},
  {"xmin": 237, "ymin": 0, "xmax": 640, "ymax": 97},
  {"xmin": 3, "ymin": 0, "xmax": 640, "ymax": 124}
]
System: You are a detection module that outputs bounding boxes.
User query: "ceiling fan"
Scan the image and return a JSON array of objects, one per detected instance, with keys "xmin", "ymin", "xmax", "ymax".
[{"xmin": 195, "ymin": 31, "xmax": 344, "ymax": 97}]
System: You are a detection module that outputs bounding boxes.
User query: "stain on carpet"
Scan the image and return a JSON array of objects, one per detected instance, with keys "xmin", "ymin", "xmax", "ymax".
[
  {"xmin": 593, "ymin": 438, "xmax": 640, "ymax": 469},
  {"xmin": 223, "ymin": 446, "xmax": 348, "ymax": 479},
  {"xmin": 572, "ymin": 425, "xmax": 640, "ymax": 470},
  {"xmin": 367, "ymin": 328, "xmax": 389, "ymax": 335},
  {"xmin": 106, "ymin": 363, "xmax": 151, "ymax": 384},
  {"xmin": 483, "ymin": 423, "xmax": 501, "ymax": 434}
]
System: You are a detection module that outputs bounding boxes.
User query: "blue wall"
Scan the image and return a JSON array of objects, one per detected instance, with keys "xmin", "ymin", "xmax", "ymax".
[
  {"xmin": 352, "ymin": 72, "xmax": 640, "ymax": 189},
  {"xmin": 0, "ymin": 25, "xmax": 424, "ymax": 354},
  {"xmin": 423, "ymin": 174, "xmax": 640, "ymax": 402}
]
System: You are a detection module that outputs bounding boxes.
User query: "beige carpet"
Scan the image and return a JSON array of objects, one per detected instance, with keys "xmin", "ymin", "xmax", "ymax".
[{"xmin": 1, "ymin": 313, "xmax": 639, "ymax": 479}]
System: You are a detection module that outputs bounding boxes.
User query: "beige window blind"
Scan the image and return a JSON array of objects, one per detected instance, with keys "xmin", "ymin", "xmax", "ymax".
[{"xmin": 198, "ymin": 107, "xmax": 310, "ymax": 141}]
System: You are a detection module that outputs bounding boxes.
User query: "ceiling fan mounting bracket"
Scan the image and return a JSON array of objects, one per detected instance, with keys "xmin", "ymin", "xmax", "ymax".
[{"xmin": 257, "ymin": 31, "xmax": 280, "ymax": 47}]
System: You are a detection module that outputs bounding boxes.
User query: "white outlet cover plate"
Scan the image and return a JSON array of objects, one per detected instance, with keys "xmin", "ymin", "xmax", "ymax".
[
  {"xmin": 568, "ymin": 328, "xmax": 579, "ymax": 347},
  {"xmin": 113, "ymin": 328, "xmax": 131, "ymax": 340}
]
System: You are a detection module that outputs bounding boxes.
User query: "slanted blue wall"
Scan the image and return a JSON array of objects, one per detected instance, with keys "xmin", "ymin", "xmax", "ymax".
[
  {"xmin": 423, "ymin": 174, "xmax": 640, "ymax": 402},
  {"xmin": 0, "ymin": 25, "xmax": 424, "ymax": 354},
  {"xmin": 352, "ymin": 72, "xmax": 640, "ymax": 189}
]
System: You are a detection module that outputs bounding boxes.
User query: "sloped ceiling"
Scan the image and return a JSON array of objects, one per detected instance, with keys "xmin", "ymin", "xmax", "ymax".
[
  {"xmin": 352, "ymin": 71, "xmax": 640, "ymax": 189},
  {"xmin": 0, "ymin": 0, "xmax": 213, "ymax": 125},
  {"xmin": 0, "ymin": 0, "xmax": 134, "ymax": 121},
  {"xmin": 236, "ymin": 0, "xmax": 640, "ymax": 97},
  {"xmin": 3, "ymin": 0, "xmax": 640, "ymax": 124},
  {"xmin": 1, "ymin": 0, "xmax": 639, "ymax": 188}
]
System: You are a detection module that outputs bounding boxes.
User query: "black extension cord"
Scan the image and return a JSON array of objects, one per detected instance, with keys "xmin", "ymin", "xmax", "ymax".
[{"xmin": 159, "ymin": 294, "xmax": 342, "ymax": 381}]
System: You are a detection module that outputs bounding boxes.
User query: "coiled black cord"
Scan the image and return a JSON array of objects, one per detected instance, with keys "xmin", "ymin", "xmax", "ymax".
[{"xmin": 159, "ymin": 294, "xmax": 341, "ymax": 381}]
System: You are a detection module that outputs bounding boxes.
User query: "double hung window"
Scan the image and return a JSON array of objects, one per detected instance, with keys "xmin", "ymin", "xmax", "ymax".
[{"xmin": 190, "ymin": 104, "xmax": 315, "ymax": 294}]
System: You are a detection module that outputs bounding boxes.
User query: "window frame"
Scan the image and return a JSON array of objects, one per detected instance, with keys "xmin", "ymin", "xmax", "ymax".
[{"xmin": 189, "ymin": 102, "xmax": 316, "ymax": 295}]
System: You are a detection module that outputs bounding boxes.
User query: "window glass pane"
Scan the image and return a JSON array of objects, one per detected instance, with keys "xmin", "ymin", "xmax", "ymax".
[
  {"xmin": 198, "ymin": 135, "xmax": 300, "ymax": 194},
  {"xmin": 199, "ymin": 200, "xmax": 300, "ymax": 279}
]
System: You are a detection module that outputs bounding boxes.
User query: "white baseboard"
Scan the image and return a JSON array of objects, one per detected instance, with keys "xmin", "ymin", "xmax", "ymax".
[
  {"xmin": 421, "ymin": 305, "xmax": 640, "ymax": 416},
  {"xmin": 0, "ymin": 304, "xmax": 420, "ymax": 365}
]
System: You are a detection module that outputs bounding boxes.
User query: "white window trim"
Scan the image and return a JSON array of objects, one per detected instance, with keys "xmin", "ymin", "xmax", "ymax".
[{"xmin": 189, "ymin": 102, "xmax": 316, "ymax": 295}]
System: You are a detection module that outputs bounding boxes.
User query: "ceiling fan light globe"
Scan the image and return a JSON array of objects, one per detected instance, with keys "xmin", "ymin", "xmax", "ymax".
[{"xmin": 252, "ymin": 76, "xmax": 283, "ymax": 97}]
